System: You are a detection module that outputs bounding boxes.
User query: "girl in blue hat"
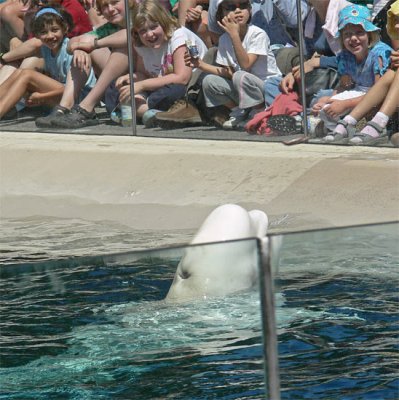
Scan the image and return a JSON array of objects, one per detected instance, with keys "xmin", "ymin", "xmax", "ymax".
[
  {"xmin": 329, "ymin": 0, "xmax": 399, "ymax": 145},
  {"xmin": 310, "ymin": 4, "xmax": 393, "ymax": 142}
]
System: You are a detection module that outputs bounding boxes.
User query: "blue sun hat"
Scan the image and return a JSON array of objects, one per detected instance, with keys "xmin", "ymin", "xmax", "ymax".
[{"xmin": 335, "ymin": 4, "xmax": 380, "ymax": 37}]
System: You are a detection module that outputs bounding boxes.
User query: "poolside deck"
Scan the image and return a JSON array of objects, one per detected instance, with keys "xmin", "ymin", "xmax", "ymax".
[{"xmin": 1, "ymin": 111, "xmax": 398, "ymax": 234}]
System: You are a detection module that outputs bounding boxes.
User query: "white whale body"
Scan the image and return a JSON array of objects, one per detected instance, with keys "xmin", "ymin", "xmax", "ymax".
[{"xmin": 165, "ymin": 204, "xmax": 269, "ymax": 302}]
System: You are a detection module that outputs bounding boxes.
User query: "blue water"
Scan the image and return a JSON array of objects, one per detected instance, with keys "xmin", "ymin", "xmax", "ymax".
[{"xmin": 0, "ymin": 219, "xmax": 398, "ymax": 399}]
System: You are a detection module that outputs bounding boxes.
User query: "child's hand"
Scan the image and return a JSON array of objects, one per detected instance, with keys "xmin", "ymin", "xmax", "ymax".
[
  {"xmin": 280, "ymin": 73, "xmax": 295, "ymax": 94},
  {"xmin": 118, "ymin": 85, "xmax": 131, "ymax": 104},
  {"xmin": 69, "ymin": 37, "xmax": 96, "ymax": 54},
  {"xmin": 73, "ymin": 49, "xmax": 92, "ymax": 71},
  {"xmin": 184, "ymin": 49, "xmax": 200, "ymax": 68},
  {"xmin": 186, "ymin": 6, "xmax": 202, "ymax": 23},
  {"xmin": 116, "ymin": 74, "xmax": 130, "ymax": 89},
  {"xmin": 311, "ymin": 96, "xmax": 331, "ymax": 115},
  {"xmin": 26, "ymin": 92, "xmax": 44, "ymax": 107},
  {"xmin": 81, "ymin": 0, "xmax": 95, "ymax": 10},
  {"xmin": 323, "ymin": 99, "xmax": 348, "ymax": 119},
  {"xmin": 218, "ymin": 14, "xmax": 240, "ymax": 37},
  {"xmin": 390, "ymin": 50, "xmax": 399, "ymax": 69}
]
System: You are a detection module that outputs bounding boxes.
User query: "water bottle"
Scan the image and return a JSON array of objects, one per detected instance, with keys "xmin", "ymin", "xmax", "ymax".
[{"xmin": 121, "ymin": 104, "xmax": 132, "ymax": 127}]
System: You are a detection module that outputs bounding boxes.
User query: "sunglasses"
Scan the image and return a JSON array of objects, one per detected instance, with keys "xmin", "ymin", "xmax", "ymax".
[{"xmin": 221, "ymin": 2, "xmax": 250, "ymax": 12}]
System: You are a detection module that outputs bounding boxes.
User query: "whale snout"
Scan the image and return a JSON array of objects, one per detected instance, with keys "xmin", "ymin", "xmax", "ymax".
[{"xmin": 165, "ymin": 204, "xmax": 269, "ymax": 302}]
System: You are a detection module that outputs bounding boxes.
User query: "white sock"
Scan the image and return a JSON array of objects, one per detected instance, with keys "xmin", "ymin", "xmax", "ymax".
[
  {"xmin": 361, "ymin": 112, "xmax": 389, "ymax": 138},
  {"xmin": 332, "ymin": 115, "xmax": 357, "ymax": 136},
  {"xmin": 344, "ymin": 115, "xmax": 357, "ymax": 125}
]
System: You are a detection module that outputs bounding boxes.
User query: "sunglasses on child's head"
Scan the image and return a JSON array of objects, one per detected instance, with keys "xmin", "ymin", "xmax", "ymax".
[{"xmin": 221, "ymin": 1, "xmax": 250, "ymax": 12}]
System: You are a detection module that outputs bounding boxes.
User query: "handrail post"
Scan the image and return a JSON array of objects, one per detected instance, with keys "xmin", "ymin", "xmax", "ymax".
[
  {"xmin": 296, "ymin": 0, "xmax": 309, "ymax": 137},
  {"xmin": 124, "ymin": 0, "xmax": 137, "ymax": 135},
  {"xmin": 258, "ymin": 237, "xmax": 280, "ymax": 400}
]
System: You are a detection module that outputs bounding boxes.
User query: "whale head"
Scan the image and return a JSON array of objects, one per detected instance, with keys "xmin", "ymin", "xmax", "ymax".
[{"xmin": 165, "ymin": 204, "xmax": 269, "ymax": 302}]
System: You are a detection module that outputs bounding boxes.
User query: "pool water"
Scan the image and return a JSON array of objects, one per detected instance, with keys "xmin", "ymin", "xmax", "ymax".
[{"xmin": 0, "ymin": 219, "xmax": 398, "ymax": 399}]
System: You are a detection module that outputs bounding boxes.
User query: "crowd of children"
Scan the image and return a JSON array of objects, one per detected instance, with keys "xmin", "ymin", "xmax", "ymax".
[{"xmin": 0, "ymin": 0, "xmax": 398, "ymax": 146}]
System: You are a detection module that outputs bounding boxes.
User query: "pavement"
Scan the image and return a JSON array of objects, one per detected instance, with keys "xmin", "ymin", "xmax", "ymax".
[{"xmin": 1, "ymin": 116, "xmax": 398, "ymax": 234}]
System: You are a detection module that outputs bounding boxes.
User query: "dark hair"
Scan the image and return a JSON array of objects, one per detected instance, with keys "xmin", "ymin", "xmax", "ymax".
[
  {"xmin": 30, "ymin": 6, "xmax": 74, "ymax": 36},
  {"xmin": 215, "ymin": 0, "xmax": 252, "ymax": 24}
]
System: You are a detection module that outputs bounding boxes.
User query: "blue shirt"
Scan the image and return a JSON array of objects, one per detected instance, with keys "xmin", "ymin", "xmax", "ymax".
[
  {"xmin": 41, "ymin": 37, "xmax": 96, "ymax": 99},
  {"xmin": 337, "ymin": 41, "xmax": 392, "ymax": 90}
]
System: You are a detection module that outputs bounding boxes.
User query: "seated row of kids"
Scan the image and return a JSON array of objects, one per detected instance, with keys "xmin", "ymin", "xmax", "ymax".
[{"xmin": 0, "ymin": 0, "xmax": 398, "ymax": 146}]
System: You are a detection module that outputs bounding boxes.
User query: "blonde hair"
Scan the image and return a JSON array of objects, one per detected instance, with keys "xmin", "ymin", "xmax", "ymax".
[
  {"xmin": 387, "ymin": 0, "xmax": 399, "ymax": 41},
  {"xmin": 130, "ymin": 0, "xmax": 178, "ymax": 46}
]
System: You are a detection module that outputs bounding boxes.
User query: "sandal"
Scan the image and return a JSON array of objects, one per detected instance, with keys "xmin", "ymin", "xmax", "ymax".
[
  {"xmin": 267, "ymin": 115, "xmax": 301, "ymax": 136},
  {"xmin": 349, "ymin": 120, "xmax": 387, "ymax": 145},
  {"xmin": 323, "ymin": 119, "xmax": 353, "ymax": 143}
]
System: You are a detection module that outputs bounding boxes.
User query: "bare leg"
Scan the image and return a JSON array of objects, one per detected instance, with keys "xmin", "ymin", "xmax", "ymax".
[
  {"xmin": 349, "ymin": 69, "xmax": 396, "ymax": 121},
  {"xmin": 0, "ymin": 69, "xmax": 63, "ymax": 117},
  {"xmin": 59, "ymin": 62, "xmax": 92, "ymax": 109},
  {"xmin": 90, "ymin": 47, "xmax": 111, "ymax": 76},
  {"xmin": 379, "ymin": 69, "xmax": 399, "ymax": 117},
  {"xmin": 0, "ymin": 56, "xmax": 44, "ymax": 85},
  {"xmin": 68, "ymin": 35, "xmax": 111, "ymax": 76},
  {"xmin": 0, "ymin": 0, "xmax": 25, "ymax": 40},
  {"xmin": 75, "ymin": 49, "xmax": 128, "ymax": 112}
]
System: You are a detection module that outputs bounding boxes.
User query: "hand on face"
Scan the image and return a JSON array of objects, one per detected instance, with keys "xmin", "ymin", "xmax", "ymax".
[{"xmin": 218, "ymin": 13, "xmax": 240, "ymax": 36}]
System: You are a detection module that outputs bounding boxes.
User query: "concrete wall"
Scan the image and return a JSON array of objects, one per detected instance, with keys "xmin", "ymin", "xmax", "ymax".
[{"xmin": 1, "ymin": 132, "xmax": 398, "ymax": 232}]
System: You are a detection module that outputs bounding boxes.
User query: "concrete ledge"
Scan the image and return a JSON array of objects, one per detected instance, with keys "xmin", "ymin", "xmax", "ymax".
[{"xmin": 1, "ymin": 131, "xmax": 398, "ymax": 232}]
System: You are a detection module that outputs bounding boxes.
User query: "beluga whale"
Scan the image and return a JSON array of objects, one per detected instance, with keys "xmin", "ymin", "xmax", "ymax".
[{"xmin": 165, "ymin": 204, "xmax": 270, "ymax": 302}]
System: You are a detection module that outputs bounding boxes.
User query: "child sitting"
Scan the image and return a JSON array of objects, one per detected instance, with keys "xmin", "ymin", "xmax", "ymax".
[
  {"xmin": 185, "ymin": 0, "xmax": 281, "ymax": 130},
  {"xmin": 330, "ymin": 0, "xmax": 399, "ymax": 145},
  {"xmin": 116, "ymin": 0, "xmax": 207, "ymax": 121},
  {"xmin": 0, "ymin": 7, "xmax": 96, "ymax": 120},
  {"xmin": 310, "ymin": 4, "xmax": 393, "ymax": 142}
]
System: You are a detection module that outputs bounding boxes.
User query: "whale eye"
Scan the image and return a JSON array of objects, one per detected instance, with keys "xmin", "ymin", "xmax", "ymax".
[{"xmin": 179, "ymin": 270, "xmax": 191, "ymax": 279}]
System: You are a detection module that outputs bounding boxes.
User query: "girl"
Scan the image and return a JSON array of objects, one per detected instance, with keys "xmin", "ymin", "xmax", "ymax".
[
  {"xmin": 0, "ymin": 7, "xmax": 96, "ymax": 119},
  {"xmin": 38, "ymin": 0, "xmax": 130, "ymax": 128},
  {"xmin": 116, "ymin": 0, "xmax": 207, "ymax": 120},
  {"xmin": 312, "ymin": 4, "xmax": 393, "ymax": 142},
  {"xmin": 185, "ymin": 0, "xmax": 280, "ymax": 129},
  {"xmin": 330, "ymin": 0, "xmax": 399, "ymax": 145}
]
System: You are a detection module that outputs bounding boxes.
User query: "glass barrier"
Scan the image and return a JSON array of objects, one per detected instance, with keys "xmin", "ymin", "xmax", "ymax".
[
  {"xmin": 0, "ymin": 238, "xmax": 272, "ymax": 399},
  {"xmin": 1, "ymin": 222, "xmax": 397, "ymax": 399},
  {"xmin": 269, "ymin": 222, "xmax": 398, "ymax": 400}
]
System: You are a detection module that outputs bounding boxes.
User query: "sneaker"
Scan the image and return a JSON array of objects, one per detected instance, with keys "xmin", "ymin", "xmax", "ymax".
[
  {"xmin": 51, "ymin": 105, "xmax": 99, "ymax": 129},
  {"xmin": 142, "ymin": 109, "xmax": 161, "ymax": 128},
  {"xmin": 222, "ymin": 107, "xmax": 249, "ymax": 130},
  {"xmin": 35, "ymin": 105, "xmax": 70, "ymax": 128},
  {"xmin": 156, "ymin": 99, "xmax": 202, "ymax": 128}
]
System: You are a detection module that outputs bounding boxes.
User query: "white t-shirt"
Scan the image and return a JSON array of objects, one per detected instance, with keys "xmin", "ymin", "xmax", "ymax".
[
  {"xmin": 135, "ymin": 26, "xmax": 207, "ymax": 77},
  {"xmin": 216, "ymin": 25, "xmax": 281, "ymax": 81}
]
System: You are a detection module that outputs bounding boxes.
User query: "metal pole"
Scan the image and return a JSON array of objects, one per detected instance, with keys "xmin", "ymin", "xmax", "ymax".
[
  {"xmin": 295, "ymin": 0, "xmax": 309, "ymax": 137},
  {"xmin": 124, "ymin": 0, "xmax": 137, "ymax": 135},
  {"xmin": 258, "ymin": 237, "xmax": 280, "ymax": 400}
]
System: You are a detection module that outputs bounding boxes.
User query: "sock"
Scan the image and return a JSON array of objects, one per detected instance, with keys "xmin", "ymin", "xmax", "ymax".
[
  {"xmin": 361, "ymin": 112, "xmax": 389, "ymax": 138},
  {"xmin": 332, "ymin": 115, "xmax": 357, "ymax": 136}
]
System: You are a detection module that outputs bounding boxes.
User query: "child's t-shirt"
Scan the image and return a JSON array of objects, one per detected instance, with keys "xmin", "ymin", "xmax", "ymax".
[
  {"xmin": 216, "ymin": 25, "xmax": 281, "ymax": 81},
  {"xmin": 337, "ymin": 41, "xmax": 392, "ymax": 91},
  {"xmin": 87, "ymin": 22, "xmax": 121, "ymax": 39},
  {"xmin": 134, "ymin": 26, "xmax": 207, "ymax": 77},
  {"xmin": 41, "ymin": 38, "xmax": 96, "ymax": 98}
]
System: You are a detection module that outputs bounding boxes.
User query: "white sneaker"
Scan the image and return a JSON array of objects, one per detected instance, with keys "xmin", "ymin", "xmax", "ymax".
[{"xmin": 222, "ymin": 107, "xmax": 249, "ymax": 130}]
